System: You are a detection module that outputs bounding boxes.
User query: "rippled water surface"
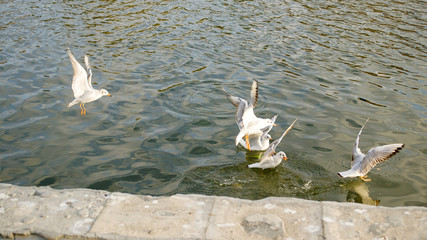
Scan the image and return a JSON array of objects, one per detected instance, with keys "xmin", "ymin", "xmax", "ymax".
[{"xmin": 1, "ymin": 0, "xmax": 426, "ymax": 207}]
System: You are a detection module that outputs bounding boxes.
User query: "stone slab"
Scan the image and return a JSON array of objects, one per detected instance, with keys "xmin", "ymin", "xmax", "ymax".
[
  {"xmin": 0, "ymin": 183, "xmax": 109, "ymax": 239},
  {"xmin": 206, "ymin": 196, "xmax": 323, "ymax": 240},
  {"xmin": 322, "ymin": 201, "xmax": 427, "ymax": 240},
  {"xmin": 88, "ymin": 193, "xmax": 214, "ymax": 239}
]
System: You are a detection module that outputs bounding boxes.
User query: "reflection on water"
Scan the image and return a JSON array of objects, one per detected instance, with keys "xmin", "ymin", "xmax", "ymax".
[
  {"xmin": 0, "ymin": 0, "xmax": 426, "ymax": 207},
  {"xmin": 343, "ymin": 181, "xmax": 380, "ymax": 206}
]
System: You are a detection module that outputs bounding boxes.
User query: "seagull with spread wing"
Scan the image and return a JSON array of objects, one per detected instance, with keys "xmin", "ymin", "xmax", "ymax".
[
  {"xmin": 248, "ymin": 119, "xmax": 297, "ymax": 169},
  {"xmin": 223, "ymin": 80, "xmax": 277, "ymax": 151},
  {"xmin": 67, "ymin": 47, "xmax": 111, "ymax": 115},
  {"xmin": 338, "ymin": 118, "xmax": 405, "ymax": 181}
]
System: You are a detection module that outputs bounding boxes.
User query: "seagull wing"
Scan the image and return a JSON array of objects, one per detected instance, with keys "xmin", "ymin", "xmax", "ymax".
[
  {"xmin": 249, "ymin": 80, "xmax": 258, "ymax": 108},
  {"xmin": 360, "ymin": 143, "xmax": 404, "ymax": 176},
  {"xmin": 352, "ymin": 118, "xmax": 369, "ymax": 167},
  {"xmin": 259, "ymin": 124, "xmax": 272, "ymax": 139},
  {"xmin": 222, "ymin": 87, "xmax": 249, "ymax": 129},
  {"xmin": 263, "ymin": 119, "xmax": 297, "ymax": 157},
  {"xmin": 241, "ymin": 81, "xmax": 259, "ymax": 127},
  {"xmin": 235, "ymin": 99, "xmax": 248, "ymax": 130},
  {"xmin": 241, "ymin": 106, "xmax": 258, "ymax": 129},
  {"xmin": 257, "ymin": 154, "xmax": 273, "ymax": 167},
  {"xmin": 84, "ymin": 55, "xmax": 94, "ymax": 90},
  {"xmin": 222, "ymin": 83, "xmax": 258, "ymax": 128},
  {"xmin": 67, "ymin": 48, "xmax": 91, "ymax": 98},
  {"xmin": 222, "ymin": 87, "xmax": 243, "ymax": 107}
]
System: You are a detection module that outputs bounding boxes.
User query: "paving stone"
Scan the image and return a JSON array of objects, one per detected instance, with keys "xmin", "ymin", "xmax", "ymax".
[
  {"xmin": 322, "ymin": 201, "xmax": 427, "ymax": 240},
  {"xmin": 0, "ymin": 183, "xmax": 12, "ymax": 191},
  {"xmin": 0, "ymin": 184, "xmax": 109, "ymax": 239},
  {"xmin": 206, "ymin": 196, "xmax": 323, "ymax": 240},
  {"xmin": 88, "ymin": 193, "xmax": 214, "ymax": 239}
]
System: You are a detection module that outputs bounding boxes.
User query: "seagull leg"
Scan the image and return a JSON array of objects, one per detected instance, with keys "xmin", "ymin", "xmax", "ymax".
[
  {"xmin": 360, "ymin": 175, "xmax": 371, "ymax": 182},
  {"xmin": 82, "ymin": 103, "xmax": 86, "ymax": 115},
  {"xmin": 79, "ymin": 103, "xmax": 84, "ymax": 116},
  {"xmin": 245, "ymin": 134, "xmax": 251, "ymax": 151}
]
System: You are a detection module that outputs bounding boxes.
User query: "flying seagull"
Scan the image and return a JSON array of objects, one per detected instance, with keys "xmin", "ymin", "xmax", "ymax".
[
  {"xmin": 223, "ymin": 80, "xmax": 277, "ymax": 151},
  {"xmin": 67, "ymin": 47, "xmax": 111, "ymax": 115},
  {"xmin": 338, "ymin": 118, "xmax": 404, "ymax": 181}
]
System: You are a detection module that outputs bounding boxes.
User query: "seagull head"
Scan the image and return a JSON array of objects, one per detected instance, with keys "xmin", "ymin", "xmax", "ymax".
[
  {"xmin": 278, "ymin": 151, "xmax": 288, "ymax": 162},
  {"xmin": 100, "ymin": 89, "xmax": 112, "ymax": 97},
  {"xmin": 265, "ymin": 117, "xmax": 277, "ymax": 127},
  {"xmin": 270, "ymin": 115, "xmax": 278, "ymax": 126}
]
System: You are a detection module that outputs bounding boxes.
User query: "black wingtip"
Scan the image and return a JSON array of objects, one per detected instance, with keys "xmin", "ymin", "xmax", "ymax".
[
  {"xmin": 251, "ymin": 80, "xmax": 259, "ymax": 108},
  {"xmin": 397, "ymin": 143, "xmax": 405, "ymax": 152},
  {"xmin": 389, "ymin": 143, "xmax": 405, "ymax": 159},
  {"xmin": 337, "ymin": 173, "xmax": 343, "ymax": 178}
]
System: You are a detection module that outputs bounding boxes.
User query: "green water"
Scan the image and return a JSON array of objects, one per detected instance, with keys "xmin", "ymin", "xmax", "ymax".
[{"xmin": 0, "ymin": 0, "xmax": 426, "ymax": 207}]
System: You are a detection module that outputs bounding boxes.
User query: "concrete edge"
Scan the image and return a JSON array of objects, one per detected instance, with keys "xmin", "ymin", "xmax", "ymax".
[{"xmin": 1, "ymin": 183, "xmax": 426, "ymax": 239}]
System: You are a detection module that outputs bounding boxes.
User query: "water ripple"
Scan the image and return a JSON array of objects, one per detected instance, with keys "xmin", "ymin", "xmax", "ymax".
[{"xmin": 0, "ymin": 0, "xmax": 426, "ymax": 207}]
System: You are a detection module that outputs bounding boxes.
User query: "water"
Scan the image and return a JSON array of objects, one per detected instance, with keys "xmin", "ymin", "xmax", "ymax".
[{"xmin": 0, "ymin": 0, "xmax": 426, "ymax": 207}]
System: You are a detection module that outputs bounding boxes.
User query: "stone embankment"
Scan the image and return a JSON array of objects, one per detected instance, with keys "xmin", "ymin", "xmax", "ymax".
[{"xmin": 0, "ymin": 183, "xmax": 426, "ymax": 239}]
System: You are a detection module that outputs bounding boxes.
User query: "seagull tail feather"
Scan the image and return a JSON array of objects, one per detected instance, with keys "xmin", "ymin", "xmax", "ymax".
[
  {"xmin": 68, "ymin": 99, "xmax": 79, "ymax": 107},
  {"xmin": 248, "ymin": 162, "xmax": 261, "ymax": 168},
  {"xmin": 337, "ymin": 169, "xmax": 354, "ymax": 178}
]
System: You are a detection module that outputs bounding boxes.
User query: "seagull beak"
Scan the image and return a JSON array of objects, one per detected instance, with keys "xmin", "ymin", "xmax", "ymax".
[
  {"xmin": 283, "ymin": 157, "xmax": 288, "ymax": 162},
  {"xmin": 107, "ymin": 94, "xmax": 112, "ymax": 97},
  {"xmin": 273, "ymin": 124, "xmax": 277, "ymax": 127},
  {"xmin": 269, "ymin": 137, "xmax": 273, "ymax": 140}
]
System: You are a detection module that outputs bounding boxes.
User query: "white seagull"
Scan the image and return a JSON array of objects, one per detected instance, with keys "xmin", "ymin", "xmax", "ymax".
[
  {"xmin": 248, "ymin": 119, "xmax": 297, "ymax": 169},
  {"xmin": 338, "ymin": 118, "xmax": 405, "ymax": 181},
  {"xmin": 223, "ymin": 80, "xmax": 277, "ymax": 151},
  {"xmin": 67, "ymin": 47, "xmax": 111, "ymax": 115}
]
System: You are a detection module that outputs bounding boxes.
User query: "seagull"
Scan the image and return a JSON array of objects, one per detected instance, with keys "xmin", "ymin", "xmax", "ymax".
[
  {"xmin": 248, "ymin": 119, "xmax": 297, "ymax": 169},
  {"xmin": 337, "ymin": 118, "xmax": 405, "ymax": 181},
  {"xmin": 67, "ymin": 47, "xmax": 111, "ymax": 115},
  {"xmin": 223, "ymin": 80, "xmax": 277, "ymax": 151}
]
